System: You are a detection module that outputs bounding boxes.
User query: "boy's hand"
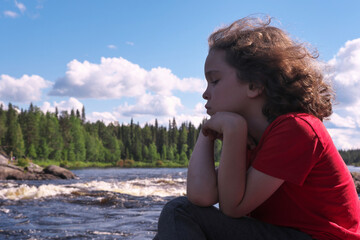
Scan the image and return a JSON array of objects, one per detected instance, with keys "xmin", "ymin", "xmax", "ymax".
[{"xmin": 202, "ymin": 112, "xmax": 247, "ymax": 140}]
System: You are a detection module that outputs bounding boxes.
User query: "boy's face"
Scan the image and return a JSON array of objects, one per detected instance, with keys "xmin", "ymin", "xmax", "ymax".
[{"xmin": 203, "ymin": 49, "xmax": 250, "ymax": 116}]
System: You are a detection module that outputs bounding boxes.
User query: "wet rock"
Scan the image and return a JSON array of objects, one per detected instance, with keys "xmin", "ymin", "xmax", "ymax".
[
  {"xmin": 43, "ymin": 165, "xmax": 76, "ymax": 179},
  {"xmin": 0, "ymin": 163, "xmax": 76, "ymax": 180},
  {"xmin": 25, "ymin": 162, "xmax": 44, "ymax": 174},
  {"xmin": 0, "ymin": 163, "xmax": 28, "ymax": 180},
  {"xmin": 0, "ymin": 154, "xmax": 8, "ymax": 164},
  {"xmin": 351, "ymin": 172, "xmax": 360, "ymax": 194}
]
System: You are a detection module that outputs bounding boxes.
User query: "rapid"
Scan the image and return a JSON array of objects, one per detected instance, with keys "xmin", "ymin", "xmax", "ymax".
[{"xmin": 0, "ymin": 168, "xmax": 187, "ymax": 239}]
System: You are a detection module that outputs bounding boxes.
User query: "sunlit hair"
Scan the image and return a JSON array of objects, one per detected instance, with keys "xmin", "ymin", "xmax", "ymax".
[{"xmin": 208, "ymin": 16, "xmax": 334, "ymax": 122}]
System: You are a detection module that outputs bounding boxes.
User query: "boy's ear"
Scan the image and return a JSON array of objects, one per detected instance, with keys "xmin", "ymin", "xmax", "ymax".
[{"xmin": 247, "ymin": 83, "xmax": 264, "ymax": 98}]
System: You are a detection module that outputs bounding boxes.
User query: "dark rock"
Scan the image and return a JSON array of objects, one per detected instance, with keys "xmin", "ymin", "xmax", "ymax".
[
  {"xmin": 43, "ymin": 165, "xmax": 76, "ymax": 179},
  {"xmin": 0, "ymin": 154, "xmax": 8, "ymax": 164},
  {"xmin": 0, "ymin": 163, "xmax": 29, "ymax": 180},
  {"xmin": 0, "ymin": 163, "xmax": 76, "ymax": 180},
  {"xmin": 25, "ymin": 162, "xmax": 44, "ymax": 174},
  {"xmin": 351, "ymin": 172, "xmax": 360, "ymax": 194}
]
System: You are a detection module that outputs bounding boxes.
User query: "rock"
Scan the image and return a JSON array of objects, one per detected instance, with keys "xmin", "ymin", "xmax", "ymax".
[
  {"xmin": 0, "ymin": 163, "xmax": 28, "ymax": 180},
  {"xmin": 25, "ymin": 162, "xmax": 44, "ymax": 174},
  {"xmin": 0, "ymin": 163, "xmax": 76, "ymax": 180},
  {"xmin": 351, "ymin": 172, "xmax": 360, "ymax": 194},
  {"xmin": 0, "ymin": 153, "xmax": 9, "ymax": 164},
  {"xmin": 43, "ymin": 165, "xmax": 76, "ymax": 179}
]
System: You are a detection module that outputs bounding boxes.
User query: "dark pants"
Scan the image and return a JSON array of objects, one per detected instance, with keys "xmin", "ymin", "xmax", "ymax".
[{"xmin": 154, "ymin": 196, "xmax": 313, "ymax": 240}]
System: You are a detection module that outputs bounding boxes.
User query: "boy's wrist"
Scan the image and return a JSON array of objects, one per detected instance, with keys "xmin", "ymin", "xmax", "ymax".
[{"xmin": 222, "ymin": 114, "xmax": 247, "ymax": 136}]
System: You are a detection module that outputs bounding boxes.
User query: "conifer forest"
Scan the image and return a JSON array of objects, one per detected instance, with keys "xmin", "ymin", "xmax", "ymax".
[
  {"xmin": 0, "ymin": 103, "xmax": 223, "ymax": 168},
  {"xmin": 0, "ymin": 102, "xmax": 358, "ymax": 168}
]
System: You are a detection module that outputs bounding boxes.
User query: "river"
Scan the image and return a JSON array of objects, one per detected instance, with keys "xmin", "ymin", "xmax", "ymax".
[
  {"xmin": 1, "ymin": 166, "xmax": 359, "ymax": 239},
  {"xmin": 0, "ymin": 168, "xmax": 187, "ymax": 239}
]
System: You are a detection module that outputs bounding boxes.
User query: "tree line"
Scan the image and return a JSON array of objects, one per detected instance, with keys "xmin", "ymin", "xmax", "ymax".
[
  {"xmin": 0, "ymin": 103, "xmax": 222, "ymax": 167},
  {"xmin": 339, "ymin": 149, "xmax": 360, "ymax": 166},
  {"xmin": 0, "ymin": 102, "xmax": 358, "ymax": 167}
]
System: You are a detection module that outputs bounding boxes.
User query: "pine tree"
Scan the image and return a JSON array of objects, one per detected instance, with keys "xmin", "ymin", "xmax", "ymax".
[
  {"xmin": 0, "ymin": 104, "xmax": 6, "ymax": 145},
  {"xmin": 161, "ymin": 144, "xmax": 167, "ymax": 160},
  {"xmin": 4, "ymin": 104, "xmax": 25, "ymax": 158},
  {"xmin": 214, "ymin": 139, "xmax": 222, "ymax": 163},
  {"xmin": 187, "ymin": 122, "xmax": 197, "ymax": 152},
  {"xmin": 70, "ymin": 116, "xmax": 86, "ymax": 162},
  {"xmin": 76, "ymin": 109, "xmax": 81, "ymax": 119},
  {"xmin": 43, "ymin": 112, "xmax": 63, "ymax": 160},
  {"xmin": 81, "ymin": 106, "xmax": 86, "ymax": 123},
  {"xmin": 13, "ymin": 124, "xmax": 25, "ymax": 158},
  {"xmin": 85, "ymin": 133, "xmax": 100, "ymax": 162},
  {"xmin": 149, "ymin": 142, "xmax": 159, "ymax": 163},
  {"xmin": 27, "ymin": 144, "xmax": 37, "ymax": 159},
  {"xmin": 1, "ymin": 102, "xmax": 223, "ymax": 166},
  {"xmin": 59, "ymin": 111, "xmax": 72, "ymax": 149},
  {"xmin": 23, "ymin": 103, "xmax": 40, "ymax": 155},
  {"xmin": 38, "ymin": 139, "xmax": 50, "ymax": 159},
  {"xmin": 178, "ymin": 123, "xmax": 188, "ymax": 154}
]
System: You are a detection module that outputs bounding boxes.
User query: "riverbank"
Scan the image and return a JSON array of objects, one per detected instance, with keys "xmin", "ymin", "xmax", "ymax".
[{"xmin": 32, "ymin": 159, "xmax": 188, "ymax": 169}]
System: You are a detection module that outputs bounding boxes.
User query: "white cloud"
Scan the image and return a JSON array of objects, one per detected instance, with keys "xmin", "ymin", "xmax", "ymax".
[
  {"xmin": 0, "ymin": 74, "xmax": 52, "ymax": 103},
  {"xmin": 325, "ymin": 38, "xmax": 360, "ymax": 149},
  {"xmin": 345, "ymin": 100, "xmax": 360, "ymax": 128},
  {"xmin": 117, "ymin": 93, "xmax": 183, "ymax": 117},
  {"xmin": 49, "ymin": 57, "xmax": 205, "ymax": 99},
  {"xmin": 0, "ymin": 101, "xmax": 6, "ymax": 110},
  {"xmin": 327, "ymin": 128, "xmax": 360, "ymax": 150},
  {"xmin": 87, "ymin": 112, "xmax": 118, "ymax": 125},
  {"xmin": 50, "ymin": 57, "xmax": 148, "ymax": 98},
  {"xmin": 40, "ymin": 97, "xmax": 83, "ymax": 114},
  {"xmin": 177, "ymin": 77, "xmax": 207, "ymax": 93},
  {"xmin": 328, "ymin": 38, "xmax": 360, "ymax": 106},
  {"xmin": 107, "ymin": 45, "xmax": 117, "ymax": 49},
  {"xmin": 85, "ymin": 100, "xmax": 207, "ymax": 128},
  {"xmin": 126, "ymin": 41, "xmax": 134, "ymax": 46},
  {"xmin": 15, "ymin": 0, "xmax": 26, "ymax": 13},
  {"xmin": 146, "ymin": 67, "xmax": 179, "ymax": 95},
  {"xmin": 147, "ymin": 103, "xmax": 207, "ymax": 128},
  {"xmin": 327, "ymin": 112, "xmax": 356, "ymax": 129},
  {"xmin": 4, "ymin": 10, "xmax": 18, "ymax": 18},
  {"xmin": 194, "ymin": 102, "xmax": 206, "ymax": 115}
]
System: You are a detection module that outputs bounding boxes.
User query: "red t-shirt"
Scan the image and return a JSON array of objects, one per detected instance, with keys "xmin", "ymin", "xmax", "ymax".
[{"xmin": 248, "ymin": 113, "xmax": 360, "ymax": 240}]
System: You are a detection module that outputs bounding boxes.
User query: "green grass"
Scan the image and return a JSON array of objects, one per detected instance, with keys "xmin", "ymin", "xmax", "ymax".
[
  {"xmin": 32, "ymin": 159, "xmax": 114, "ymax": 169},
  {"xmin": 32, "ymin": 159, "xmax": 189, "ymax": 169},
  {"xmin": 32, "ymin": 159, "xmax": 60, "ymax": 167}
]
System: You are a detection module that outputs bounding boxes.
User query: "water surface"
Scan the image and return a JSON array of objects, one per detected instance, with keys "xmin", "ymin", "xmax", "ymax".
[{"xmin": 0, "ymin": 168, "xmax": 187, "ymax": 239}]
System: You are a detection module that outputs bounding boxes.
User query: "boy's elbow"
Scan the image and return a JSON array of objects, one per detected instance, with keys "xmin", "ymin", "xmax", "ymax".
[
  {"xmin": 219, "ymin": 204, "xmax": 246, "ymax": 218},
  {"xmin": 187, "ymin": 192, "xmax": 217, "ymax": 207}
]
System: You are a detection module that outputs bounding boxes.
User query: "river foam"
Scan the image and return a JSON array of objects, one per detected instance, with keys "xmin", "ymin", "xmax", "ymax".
[{"xmin": 0, "ymin": 177, "xmax": 186, "ymax": 201}]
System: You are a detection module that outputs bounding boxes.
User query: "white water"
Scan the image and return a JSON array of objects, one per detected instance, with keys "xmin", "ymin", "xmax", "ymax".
[
  {"xmin": 0, "ymin": 168, "xmax": 187, "ymax": 240},
  {"xmin": 347, "ymin": 165, "xmax": 360, "ymax": 173},
  {"xmin": 1, "ymin": 166, "xmax": 357, "ymax": 201},
  {"xmin": 0, "ymin": 177, "xmax": 186, "ymax": 201}
]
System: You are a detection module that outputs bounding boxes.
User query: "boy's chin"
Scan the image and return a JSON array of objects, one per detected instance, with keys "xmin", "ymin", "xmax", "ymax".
[{"xmin": 206, "ymin": 110, "xmax": 215, "ymax": 116}]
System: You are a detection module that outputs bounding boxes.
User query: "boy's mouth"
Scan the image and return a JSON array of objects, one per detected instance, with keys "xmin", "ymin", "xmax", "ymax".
[{"xmin": 205, "ymin": 106, "xmax": 213, "ymax": 115}]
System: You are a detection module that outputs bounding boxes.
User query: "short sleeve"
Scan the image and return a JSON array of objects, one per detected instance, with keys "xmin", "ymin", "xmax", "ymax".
[{"xmin": 252, "ymin": 116, "xmax": 324, "ymax": 185}]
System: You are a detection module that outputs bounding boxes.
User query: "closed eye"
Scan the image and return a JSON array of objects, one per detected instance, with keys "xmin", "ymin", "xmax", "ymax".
[{"xmin": 211, "ymin": 79, "xmax": 220, "ymax": 85}]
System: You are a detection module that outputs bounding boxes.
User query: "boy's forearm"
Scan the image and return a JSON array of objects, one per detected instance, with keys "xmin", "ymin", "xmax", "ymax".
[
  {"xmin": 218, "ymin": 120, "xmax": 248, "ymax": 216},
  {"xmin": 186, "ymin": 132, "xmax": 218, "ymax": 206}
]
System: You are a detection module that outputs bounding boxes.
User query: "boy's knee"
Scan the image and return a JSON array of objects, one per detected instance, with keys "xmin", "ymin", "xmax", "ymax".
[{"xmin": 162, "ymin": 196, "xmax": 190, "ymax": 213}]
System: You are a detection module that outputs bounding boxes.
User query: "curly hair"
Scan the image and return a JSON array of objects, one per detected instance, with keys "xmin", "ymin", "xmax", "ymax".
[{"xmin": 208, "ymin": 16, "xmax": 334, "ymax": 122}]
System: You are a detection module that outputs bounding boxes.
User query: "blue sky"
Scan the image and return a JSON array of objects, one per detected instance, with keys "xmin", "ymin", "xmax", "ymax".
[{"xmin": 1, "ymin": 0, "xmax": 360, "ymax": 149}]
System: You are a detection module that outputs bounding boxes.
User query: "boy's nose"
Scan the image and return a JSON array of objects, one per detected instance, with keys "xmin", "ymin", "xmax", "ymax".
[{"xmin": 202, "ymin": 87, "xmax": 210, "ymax": 100}]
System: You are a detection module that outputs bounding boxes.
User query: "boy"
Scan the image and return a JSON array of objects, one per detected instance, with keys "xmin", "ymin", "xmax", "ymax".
[{"xmin": 154, "ymin": 16, "xmax": 360, "ymax": 240}]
